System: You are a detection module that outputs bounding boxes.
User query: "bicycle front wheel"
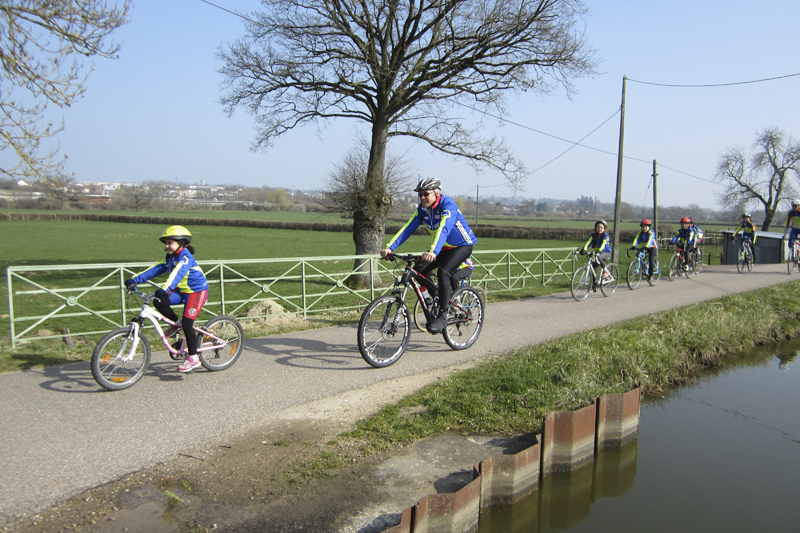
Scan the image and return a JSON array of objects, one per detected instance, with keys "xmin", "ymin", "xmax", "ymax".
[
  {"xmin": 199, "ymin": 315, "xmax": 245, "ymax": 371},
  {"xmin": 600, "ymin": 264, "xmax": 619, "ymax": 297},
  {"xmin": 571, "ymin": 266, "xmax": 593, "ymax": 301},
  {"xmin": 91, "ymin": 327, "xmax": 151, "ymax": 391},
  {"xmin": 668, "ymin": 255, "xmax": 679, "ymax": 281},
  {"xmin": 443, "ymin": 287, "xmax": 484, "ymax": 350},
  {"xmin": 627, "ymin": 260, "xmax": 642, "ymax": 290},
  {"xmin": 737, "ymin": 246, "xmax": 745, "ymax": 273},
  {"xmin": 357, "ymin": 296, "xmax": 410, "ymax": 368},
  {"xmin": 746, "ymin": 247, "xmax": 753, "ymax": 271},
  {"xmin": 649, "ymin": 256, "xmax": 661, "ymax": 286}
]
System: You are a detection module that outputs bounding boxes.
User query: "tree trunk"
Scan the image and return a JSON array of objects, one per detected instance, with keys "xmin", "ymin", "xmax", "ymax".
[
  {"xmin": 347, "ymin": 117, "xmax": 391, "ymax": 289},
  {"xmin": 762, "ymin": 205, "xmax": 775, "ymax": 231}
]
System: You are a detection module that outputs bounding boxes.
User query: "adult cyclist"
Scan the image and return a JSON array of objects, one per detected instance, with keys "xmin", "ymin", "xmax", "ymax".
[
  {"xmin": 380, "ymin": 177, "xmax": 477, "ymax": 334},
  {"xmin": 783, "ymin": 199, "xmax": 800, "ymax": 260}
]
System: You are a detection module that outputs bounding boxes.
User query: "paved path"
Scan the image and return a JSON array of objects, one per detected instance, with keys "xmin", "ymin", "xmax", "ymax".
[{"xmin": 0, "ymin": 263, "xmax": 795, "ymax": 524}]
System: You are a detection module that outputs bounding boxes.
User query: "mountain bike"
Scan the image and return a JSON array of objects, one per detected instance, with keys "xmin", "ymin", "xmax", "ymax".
[
  {"xmin": 667, "ymin": 243, "xmax": 697, "ymax": 280},
  {"xmin": 91, "ymin": 287, "xmax": 245, "ymax": 391},
  {"xmin": 787, "ymin": 237, "xmax": 800, "ymax": 275},
  {"xmin": 357, "ymin": 253, "xmax": 485, "ymax": 368},
  {"xmin": 626, "ymin": 248, "xmax": 661, "ymax": 289},
  {"xmin": 734, "ymin": 237, "xmax": 754, "ymax": 273},
  {"xmin": 570, "ymin": 250, "xmax": 619, "ymax": 301}
]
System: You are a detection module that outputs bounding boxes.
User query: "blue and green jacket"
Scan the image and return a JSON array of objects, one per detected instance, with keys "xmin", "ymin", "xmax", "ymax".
[
  {"xmin": 733, "ymin": 221, "xmax": 757, "ymax": 242},
  {"xmin": 386, "ymin": 194, "xmax": 477, "ymax": 255},
  {"xmin": 131, "ymin": 248, "xmax": 209, "ymax": 293},
  {"xmin": 632, "ymin": 229, "xmax": 657, "ymax": 249},
  {"xmin": 672, "ymin": 227, "xmax": 697, "ymax": 247},
  {"xmin": 582, "ymin": 232, "xmax": 611, "ymax": 253}
]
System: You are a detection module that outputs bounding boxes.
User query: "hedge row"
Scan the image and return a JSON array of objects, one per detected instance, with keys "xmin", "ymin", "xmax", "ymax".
[{"xmin": 4, "ymin": 212, "xmax": 645, "ymax": 241}]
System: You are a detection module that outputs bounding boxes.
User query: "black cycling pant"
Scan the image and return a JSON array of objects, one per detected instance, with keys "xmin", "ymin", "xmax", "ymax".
[
  {"xmin": 416, "ymin": 245, "xmax": 473, "ymax": 316},
  {"xmin": 154, "ymin": 298, "xmax": 199, "ymax": 355}
]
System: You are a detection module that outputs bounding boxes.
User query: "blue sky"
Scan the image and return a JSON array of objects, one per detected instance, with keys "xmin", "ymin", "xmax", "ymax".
[{"xmin": 30, "ymin": 0, "xmax": 800, "ymax": 209}]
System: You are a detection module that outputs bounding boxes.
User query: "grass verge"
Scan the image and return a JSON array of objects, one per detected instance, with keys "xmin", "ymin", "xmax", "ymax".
[{"xmin": 285, "ymin": 280, "xmax": 800, "ymax": 481}]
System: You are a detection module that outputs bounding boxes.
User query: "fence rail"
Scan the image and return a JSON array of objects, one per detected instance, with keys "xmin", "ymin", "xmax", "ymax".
[{"xmin": 5, "ymin": 247, "xmax": 576, "ymax": 348}]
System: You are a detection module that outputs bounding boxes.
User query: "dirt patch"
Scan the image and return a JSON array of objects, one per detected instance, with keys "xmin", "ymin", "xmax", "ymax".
[{"xmin": 6, "ymin": 363, "xmax": 521, "ymax": 533}]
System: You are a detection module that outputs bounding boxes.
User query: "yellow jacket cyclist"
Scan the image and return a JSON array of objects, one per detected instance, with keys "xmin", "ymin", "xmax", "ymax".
[
  {"xmin": 629, "ymin": 219, "xmax": 657, "ymax": 281},
  {"xmin": 381, "ymin": 177, "xmax": 477, "ymax": 334},
  {"xmin": 733, "ymin": 212, "xmax": 757, "ymax": 259}
]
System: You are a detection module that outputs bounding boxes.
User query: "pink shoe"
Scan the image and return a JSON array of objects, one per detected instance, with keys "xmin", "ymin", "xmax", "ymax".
[{"xmin": 178, "ymin": 355, "xmax": 201, "ymax": 373}]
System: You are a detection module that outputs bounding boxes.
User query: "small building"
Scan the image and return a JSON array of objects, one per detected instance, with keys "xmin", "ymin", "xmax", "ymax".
[{"xmin": 721, "ymin": 230, "xmax": 787, "ymax": 265}]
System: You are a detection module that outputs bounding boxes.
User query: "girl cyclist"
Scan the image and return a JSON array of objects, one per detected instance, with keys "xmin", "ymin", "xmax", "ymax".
[
  {"xmin": 380, "ymin": 177, "xmax": 477, "ymax": 334},
  {"xmin": 125, "ymin": 225, "xmax": 209, "ymax": 373},
  {"xmin": 629, "ymin": 219, "xmax": 658, "ymax": 282},
  {"xmin": 578, "ymin": 220, "xmax": 612, "ymax": 289},
  {"xmin": 732, "ymin": 212, "xmax": 757, "ymax": 261},
  {"xmin": 671, "ymin": 217, "xmax": 698, "ymax": 270}
]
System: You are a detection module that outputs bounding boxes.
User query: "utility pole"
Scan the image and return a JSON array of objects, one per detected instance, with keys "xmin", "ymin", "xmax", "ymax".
[
  {"xmin": 612, "ymin": 76, "xmax": 627, "ymax": 264},
  {"xmin": 652, "ymin": 160, "xmax": 658, "ymax": 238},
  {"xmin": 475, "ymin": 185, "xmax": 479, "ymax": 227}
]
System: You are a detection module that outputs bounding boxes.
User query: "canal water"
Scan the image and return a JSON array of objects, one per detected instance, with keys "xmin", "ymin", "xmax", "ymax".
[{"xmin": 479, "ymin": 342, "xmax": 800, "ymax": 532}]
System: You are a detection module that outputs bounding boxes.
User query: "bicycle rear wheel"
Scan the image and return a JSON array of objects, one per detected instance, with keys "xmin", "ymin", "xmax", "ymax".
[
  {"xmin": 199, "ymin": 315, "xmax": 245, "ymax": 371},
  {"xmin": 91, "ymin": 327, "xmax": 151, "ymax": 391},
  {"xmin": 570, "ymin": 266, "xmax": 593, "ymax": 301},
  {"xmin": 668, "ymin": 255, "xmax": 679, "ymax": 281},
  {"xmin": 686, "ymin": 254, "xmax": 697, "ymax": 278},
  {"xmin": 695, "ymin": 248, "xmax": 703, "ymax": 273},
  {"xmin": 600, "ymin": 264, "xmax": 619, "ymax": 296},
  {"xmin": 626, "ymin": 260, "xmax": 642, "ymax": 290},
  {"xmin": 357, "ymin": 296, "xmax": 410, "ymax": 368},
  {"xmin": 648, "ymin": 256, "xmax": 661, "ymax": 286},
  {"xmin": 412, "ymin": 298, "xmax": 428, "ymax": 332},
  {"xmin": 443, "ymin": 287, "xmax": 484, "ymax": 350}
]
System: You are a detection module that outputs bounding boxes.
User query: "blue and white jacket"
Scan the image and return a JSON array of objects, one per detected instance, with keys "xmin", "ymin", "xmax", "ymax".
[
  {"xmin": 131, "ymin": 248, "xmax": 209, "ymax": 293},
  {"xmin": 386, "ymin": 194, "xmax": 477, "ymax": 255}
]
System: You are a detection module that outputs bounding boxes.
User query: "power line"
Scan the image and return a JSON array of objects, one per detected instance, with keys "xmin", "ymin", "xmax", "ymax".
[
  {"xmin": 198, "ymin": 0, "xmax": 255, "ymax": 23},
  {"xmin": 627, "ymin": 71, "xmax": 800, "ymax": 88}
]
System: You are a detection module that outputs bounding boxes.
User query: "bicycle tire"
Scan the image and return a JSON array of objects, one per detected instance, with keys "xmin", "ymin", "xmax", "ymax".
[
  {"xmin": 626, "ymin": 260, "xmax": 642, "ymax": 290},
  {"xmin": 357, "ymin": 295, "xmax": 410, "ymax": 368},
  {"xmin": 91, "ymin": 327, "xmax": 151, "ymax": 391},
  {"xmin": 570, "ymin": 266, "xmax": 593, "ymax": 301},
  {"xmin": 443, "ymin": 287, "xmax": 484, "ymax": 350},
  {"xmin": 737, "ymin": 245, "xmax": 745, "ymax": 273},
  {"xmin": 788, "ymin": 254, "xmax": 793, "ymax": 275},
  {"xmin": 686, "ymin": 254, "xmax": 697, "ymax": 278},
  {"xmin": 695, "ymin": 249, "xmax": 703, "ymax": 273},
  {"xmin": 668, "ymin": 255, "xmax": 679, "ymax": 281},
  {"xmin": 600, "ymin": 264, "xmax": 619, "ymax": 297},
  {"xmin": 412, "ymin": 298, "xmax": 427, "ymax": 332},
  {"xmin": 746, "ymin": 246, "xmax": 753, "ymax": 272},
  {"xmin": 199, "ymin": 315, "xmax": 245, "ymax": 371},
  {"xmin": 648, "ymin": 256, "xmax": 661, "ymax": 286}
]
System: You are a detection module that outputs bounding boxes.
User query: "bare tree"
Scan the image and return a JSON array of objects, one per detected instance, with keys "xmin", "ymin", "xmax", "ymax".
[
  {"xmin": 39, "ymin": 174, "xmax": 79, "ymax": 209},
  {"xmin": 114, "ymin": 182, "xmax": 163, "ymax": 213},
  {"xmin": 0, "ymin": 0, "xmax": 130, "ymax": 179},
  {"xmin": 715, "ymin": 127, "xmax": 800, "ymax": 230},
  {"xmin": 219, "ymin": 0, "xmax": 597, "ymax": 282}
]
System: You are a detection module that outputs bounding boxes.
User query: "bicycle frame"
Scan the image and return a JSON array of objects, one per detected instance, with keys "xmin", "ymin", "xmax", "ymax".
[
  {"xmin": 124, "ymin": 291, "xmax": 229, "ymax": 360},
  {"xmin": 574, "ymin": 250, "xmax": 601, "ymax": 280},
  {"xmin": 390, "ymin": 254, "xmax": 471, "ymax": 326}
]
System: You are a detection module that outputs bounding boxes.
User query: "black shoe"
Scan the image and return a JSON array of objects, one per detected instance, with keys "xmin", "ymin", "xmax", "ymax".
[{"xmin": 427, "ymin": 313, "xmax": 448, "ymax": 334}]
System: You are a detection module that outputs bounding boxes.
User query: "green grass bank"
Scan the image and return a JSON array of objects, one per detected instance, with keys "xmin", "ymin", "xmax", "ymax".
[{"xmin": 286, "ymin": 280, "xmax": 800, "ymax": 481}]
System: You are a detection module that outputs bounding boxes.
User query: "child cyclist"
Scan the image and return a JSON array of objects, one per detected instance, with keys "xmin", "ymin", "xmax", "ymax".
[
  {"xmin": 671, "ymin": 217, "xmax": 698, "ymax": 270},
  {"xmin": 732, "ymin": 212, "xmax": 757, "ymax": 260},
  {"xmin": 125, "ymin": 226, "xmax": 209, "ymax": 373},
  {"xmin": 578, "ymin": 220, "xmax": 612, "ymax": 290},
  {"xmin": 629, "ymin": 219, "xmax": 658, "ymax": 282},
  {"xmin": 783, "ymin": 199, "xmax": 800, "ymax": 260},
  {"xmin": 380, "ymin": 177, "xmax": 477, "ymax": 334}
]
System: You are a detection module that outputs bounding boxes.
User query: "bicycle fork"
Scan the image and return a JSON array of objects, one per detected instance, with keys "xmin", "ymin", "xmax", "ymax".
[{"xmin": 107, "ymin": 322, "xmax": 141, "ymax": 364}]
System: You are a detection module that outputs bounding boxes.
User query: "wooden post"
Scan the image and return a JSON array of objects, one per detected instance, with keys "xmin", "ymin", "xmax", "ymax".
[{"xmin": 611, "ymin": 76, "xmax": 627, "ymax": 264}]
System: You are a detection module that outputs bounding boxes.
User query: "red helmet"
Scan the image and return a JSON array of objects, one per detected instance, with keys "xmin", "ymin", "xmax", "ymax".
[
  {"xmin": 680, "ymin": 217, "xmax": 691, "ymax": 223},
  {"xmin": 640, "ymin": 219, "xmax": 652, "ymax": 226}
]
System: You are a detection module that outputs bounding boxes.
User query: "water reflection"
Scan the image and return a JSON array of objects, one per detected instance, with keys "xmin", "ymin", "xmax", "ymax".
[{"xmin": 479, "ymin": 341, "xmax": 800, "ymax": 532}]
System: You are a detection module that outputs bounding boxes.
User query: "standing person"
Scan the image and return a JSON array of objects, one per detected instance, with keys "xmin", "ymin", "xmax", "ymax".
[
  {"xmin": 125, "ymin": 226, "xmax": 209, "ymax": 373},
  {"xmin": 380, "ymin": 177, "xmax": 477, "ymax": 334},
  {"xmin": 671, "ymin": 217, "xmax": 698, "ymax": 270},
  {"xmin": 783, "ymin": 199, "xmax": 800, "ymax": 260},
  {"xmin": 629, "ymin": 219, "xmax": 658, "ymax": 282},
  {"xmin": 578, "ymin": 220, "xmax": 612, "ymax": 290},
  {"xmin": 732, "ymin": 212, "xmax": 757, "ymax": 261}
]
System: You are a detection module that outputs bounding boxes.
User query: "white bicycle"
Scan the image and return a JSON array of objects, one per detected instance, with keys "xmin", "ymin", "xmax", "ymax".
[{"xmin": 91, "ymin": 287, "xmax": 244, "ymax": 391}]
